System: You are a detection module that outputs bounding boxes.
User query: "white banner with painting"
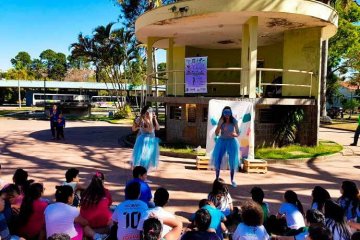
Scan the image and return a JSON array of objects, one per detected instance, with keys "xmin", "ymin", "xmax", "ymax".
[
  {"xmin": 185, "ymin": 57, "xmax": 207, "ymax": 93},
  {"xmin": 206, "ymin": 99, "xmax": 255, "ymax": 165}
]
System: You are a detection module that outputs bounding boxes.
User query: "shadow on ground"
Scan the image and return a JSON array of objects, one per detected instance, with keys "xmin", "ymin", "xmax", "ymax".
[
  {"xmin": 0, "ymin": 123, "xmax": 359, "ymax": 222},
  {"xmin": 28, "ymin": 126, "xmax": 132, "ymax": 148}
]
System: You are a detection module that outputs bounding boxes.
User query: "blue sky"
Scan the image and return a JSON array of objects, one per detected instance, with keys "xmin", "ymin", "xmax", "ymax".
[
  {"xmin": 0, "ymin": 0, "xmax": 122, "ymax": 71},
  {"xmin": 0, "ymin": 1, "xmax": 358, "ymax": 71}
]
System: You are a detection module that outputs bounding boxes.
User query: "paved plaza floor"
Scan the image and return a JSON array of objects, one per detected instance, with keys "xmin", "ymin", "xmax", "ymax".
[{"xmin": 0, "ymin": 118, "xmax": 359, "ymax": 221}]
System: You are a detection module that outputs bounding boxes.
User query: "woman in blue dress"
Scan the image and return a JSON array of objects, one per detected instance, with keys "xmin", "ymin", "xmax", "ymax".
[
  {"xmin": 211, "ymin": 106, "xmax": 240, "ymax": 187},
  {"xmin": 132, "ymin": 105, "xmax": 160, "ymax": 170}
]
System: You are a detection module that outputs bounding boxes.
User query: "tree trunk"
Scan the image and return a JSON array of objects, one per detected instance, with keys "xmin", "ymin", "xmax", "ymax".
[{"xmin": 320, "ymin": 40, "xmax": 328, "ymax": 117}]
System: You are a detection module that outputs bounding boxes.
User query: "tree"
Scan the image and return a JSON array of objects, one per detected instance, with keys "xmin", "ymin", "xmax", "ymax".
[
  {"xmin": 70, "ymin": 33, "xmax": 102, "ymax": 82},
  {"xmin": 321, "ymin": 0, "xmax": 360, "ymax": 115},
  {"xmin": 342, "ymin": 98, "xmax": 360, "ymax": 118},
  {"xmin": 116, "ymin": 0, "xmax": 176, "ymax": 28},
  {"xmin": 70, "ymin": 23, "xmax": 138, "ymax": 112},
  {"xmin": 67, "ymin": 55, "xmax": 90, "ymax": 70},
  {"xmin": 10, "ymin": 51, "xmax": 32, "ymax": 71},
  {"xmin": 39, "ymin": 49, "xmax": 68, "ymax": 80},
  {"xmin": 30, "ymin": 59, "xmax": 46, "ymax": 80}
]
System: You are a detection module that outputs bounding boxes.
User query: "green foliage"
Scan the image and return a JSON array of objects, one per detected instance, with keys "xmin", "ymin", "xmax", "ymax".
[
  {"xmin": 70, "ymin": 23, "xmax": 140, "ymax": 111},
  {"xmin": 10, "ymin": 52, "xmax": 32, "ymax": 70},
  {"xmin": 255, "ymin": 141, "xmax": 343, "ymax": 160},
  {"xmin": 342, "ymin": 98, "xmax": 360, "ymax": 112},
  {"xmin": 113, "ymin": 104, "xmax": 133, "ymax": 119},
  {"xmin": 5, "ymin": 68, "xmax": 34, "ymax": 80},
  {"xmin": 328, "ymin": 1, "xmax": 360, "ymax": 73},
  {"xmin": 274, "ymin": 108, "xmax": 305, "ymax": 147},
  {"xmin": 67, "ymin": 55, "xmax": 90, "ymax": 70},
  {"xmin": 40, "ymin": 49, "xmax": 68, "ymax": 80}
]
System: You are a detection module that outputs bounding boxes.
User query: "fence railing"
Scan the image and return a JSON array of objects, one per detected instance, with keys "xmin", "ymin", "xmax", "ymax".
[{"xmin": 146, "ymin": 67, "xmax": 313, "ymax": 99}]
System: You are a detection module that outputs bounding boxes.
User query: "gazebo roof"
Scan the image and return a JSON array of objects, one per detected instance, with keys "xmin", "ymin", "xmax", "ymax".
[{"xmin": 135, "ymin": 0, "xmax": 338, "ymax": 49}]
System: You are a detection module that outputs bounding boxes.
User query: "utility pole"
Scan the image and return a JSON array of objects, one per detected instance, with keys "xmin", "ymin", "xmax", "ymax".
[{"xmin": 18, "ymin": 79, "xmax": 21, "ymax": 108}]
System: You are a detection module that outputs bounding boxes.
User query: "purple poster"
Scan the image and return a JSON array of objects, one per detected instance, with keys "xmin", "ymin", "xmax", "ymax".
[{"xmin": 185, "ymin": 57, "xmax": 207, "ymax": 93}]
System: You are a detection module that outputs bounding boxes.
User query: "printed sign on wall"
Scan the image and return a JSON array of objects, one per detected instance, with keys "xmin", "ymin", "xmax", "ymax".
[
  {"xmin": 185, "ymin": 57, "xmax": 207, "ymax": 93},
  {"xmin": 206, "ymin": 99, "xmax": 255, "ymax": 164}
]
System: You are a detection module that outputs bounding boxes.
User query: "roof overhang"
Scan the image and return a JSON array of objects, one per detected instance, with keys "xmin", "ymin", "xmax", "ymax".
[{"xmin": 135, "ymin": 0, "xmax": 338, "ymax": 49}]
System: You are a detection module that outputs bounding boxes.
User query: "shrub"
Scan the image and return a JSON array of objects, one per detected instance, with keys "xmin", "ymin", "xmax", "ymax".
[{"xmin": 113, "ymin": 104, "xmax": 133, "ymax": 119}]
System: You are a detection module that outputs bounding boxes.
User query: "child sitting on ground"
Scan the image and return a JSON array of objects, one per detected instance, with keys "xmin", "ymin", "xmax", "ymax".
[
  {"xmin": 62, "ymin": 168, "xmax": 86, "ymax": 207},
  {"xmin": 189, "ymin": 199, "xmax": 227, "ymax": 240},
  {"xmin": 208, "ymin": 178, "xmax": 233, "ymax": 217},
  {"xmin": 251, "ymin": 186, "xmax": 270, "ymax": 224}
]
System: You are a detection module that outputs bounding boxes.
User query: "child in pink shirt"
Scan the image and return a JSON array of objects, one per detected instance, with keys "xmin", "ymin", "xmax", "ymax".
[
  {"xmin": 80, "ymin": 172, "xmax": 112, "ymax": 231},
  {"xmin": 18, "ymin": 183, "xmax": 48, "ymax": 239}
]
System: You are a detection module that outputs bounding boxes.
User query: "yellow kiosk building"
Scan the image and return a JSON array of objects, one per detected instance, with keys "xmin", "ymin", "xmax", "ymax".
[{"xmin": 135, "ymin": 0, "xmax": 338, "ymax": 147}]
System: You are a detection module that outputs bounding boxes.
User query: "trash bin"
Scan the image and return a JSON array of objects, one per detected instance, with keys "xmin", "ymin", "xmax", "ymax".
[{"xmin": 108, "ymin": 111, "xmax": 114, "ymax": 117}]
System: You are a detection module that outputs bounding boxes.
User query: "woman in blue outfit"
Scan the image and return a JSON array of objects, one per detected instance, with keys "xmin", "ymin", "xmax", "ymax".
[
  {"xmin": 211, "ymin": 106, "xmax": 240, "ymax": 188},
  {"xmin": 132, "ymin": 105, "xmax": 160, "ymax": 170}
]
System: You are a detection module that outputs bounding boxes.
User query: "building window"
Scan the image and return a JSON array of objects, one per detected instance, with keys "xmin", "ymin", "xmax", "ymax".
[
  {"xmin": 203, "ymin": 107, "xmax": 208, "ymax": 122},
  {"xmin": 187, "ymin": 104, "xmax": 197, "ymax": 123},
  {"xmin": 170, "ymin": 105, "xmax": 182, "ymax": 120},
  {"xmin": 259, "ymin": 109, "xmax": 275, "ymax": 123}
]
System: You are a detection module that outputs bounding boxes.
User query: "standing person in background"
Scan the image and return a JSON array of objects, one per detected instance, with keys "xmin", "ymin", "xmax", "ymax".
[
  {"xmin": 211, "ymin": 106, "xmax": 240, "ymax": 188},
  {"xmin": 49, "ymin": 104, "xmax": 59, "ymax": 140},
  {"xmin": 350, "ymin": 114, "xmax": 360, "ymax": 146},
  {"xmin": 132, "ymin": 105, "xmax": 160, "ymax": 170},
  {"xmin": 56, "ymin": 113, "xmax": 66, "ymax": 140}
]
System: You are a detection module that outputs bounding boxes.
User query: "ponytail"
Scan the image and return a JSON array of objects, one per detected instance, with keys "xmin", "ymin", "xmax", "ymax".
[{"xmin": 285, "ymin": 190, "xmax": 304, "ymax": 215}]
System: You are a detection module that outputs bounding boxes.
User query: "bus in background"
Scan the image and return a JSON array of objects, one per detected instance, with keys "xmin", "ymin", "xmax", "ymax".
[
  {"xmin": 91, "ymin": 96, "xmax": 126, "ymax": 108},
  {"xmin": 25, "ymin": 92, "xmax": 89, "ymax": 106}
]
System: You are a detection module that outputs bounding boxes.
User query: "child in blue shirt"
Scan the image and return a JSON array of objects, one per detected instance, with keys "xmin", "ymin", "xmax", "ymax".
[
  {"xmin": 125, "ymin": 166, "xmax": 153, "ymax": 207},
  {"xmin": 56, "ymin": 113, "xmax": 65, "ymax": 140}
]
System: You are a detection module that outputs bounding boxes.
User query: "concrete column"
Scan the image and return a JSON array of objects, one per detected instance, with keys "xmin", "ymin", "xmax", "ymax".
[
  {"xmin": 166, "ymin": 38, "xmax": 174, "ymax": 96},
  {"xmin": 241, "ymin": 24, "xmax": 249, "ymax": 97},
  {"xmin": 146, "ymin": 37, "xmax": 155, "ymax": 96},
  {"xmin": 248, "ymin": 16, "xmax": 258, "ymax": 99}
]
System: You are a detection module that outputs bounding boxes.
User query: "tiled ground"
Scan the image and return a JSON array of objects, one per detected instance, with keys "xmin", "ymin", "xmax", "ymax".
[{"xmin": 0, "ymin": 118, "xmax": 359, "ymax": 221}]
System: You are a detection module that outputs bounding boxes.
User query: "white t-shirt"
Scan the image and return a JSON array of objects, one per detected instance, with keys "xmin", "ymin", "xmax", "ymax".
[
  {"xmin": 279, "ymin": 203, "xmax": 305, "ymax": 229},
  {"xmin": 45, "ymin": 202, "xmax": 79, "ymax": 238},
  {"xmin": 112, "ymin": 200, "xmax": 148, "ymax": 240},
  {"xmin": 233, "ymin": 223, "xmax": 269, "ymax": 240},
  {"xmin": 137, "ymin": 206, "xmax": 175, "ymax": 237}
]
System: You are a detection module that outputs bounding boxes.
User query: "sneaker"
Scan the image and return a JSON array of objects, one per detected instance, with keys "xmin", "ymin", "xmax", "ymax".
[
  {"xmin": 231, "ymin": 181, "xmax": 237, "ymax": 188},
  {"xmin": 350, "ymin": 143, "xmax": 357, "ymax": 146}
]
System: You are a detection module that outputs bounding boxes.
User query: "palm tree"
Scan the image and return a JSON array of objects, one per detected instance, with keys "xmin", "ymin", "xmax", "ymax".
[
  {"xmin": 70, "ymin": 33, "xmax": 101, "ymax": 82},
  {"xmin": 70, "ymin": 23, "xmax": 137, "ymax": 111}
]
